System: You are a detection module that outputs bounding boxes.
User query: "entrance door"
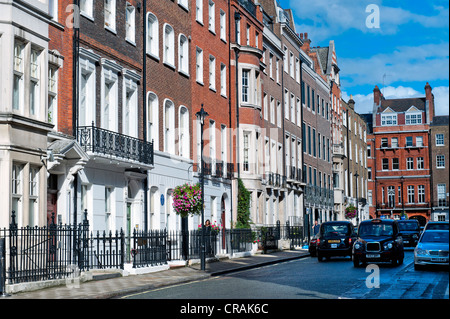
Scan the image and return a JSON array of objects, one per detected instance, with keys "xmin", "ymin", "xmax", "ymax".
[
  {"xmin": 47, "ymin": 193, "xmax": 57, "ymax": 225},
  {"xmin": 221, "ymin": 196, "xmax": 226, "ymax": 249}
]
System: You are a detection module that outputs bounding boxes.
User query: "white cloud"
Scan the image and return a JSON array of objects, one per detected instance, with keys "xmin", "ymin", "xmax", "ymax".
[
  {"xmin": 287, "ymin": 0, "xmax": 449, "ymax": 42},
  {"xmin": 433, "ymin": 86, "xmax": 450, "ymax": 116},
  {"xmin": 342, "ymin": 86, "xmax": 449, "ymax": 116},
  {"xmin": 339, "ymin": 42, "xmax": 449, "ymax": 88}
]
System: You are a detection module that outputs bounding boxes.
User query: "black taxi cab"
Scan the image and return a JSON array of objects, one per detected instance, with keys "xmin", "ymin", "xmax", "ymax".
[
  {"xmin": 352, "ymin": 219, "xmax": 404, "ymax": 267},
  {"xmin": 316, "ymin": 221, "xmax": 356, "ymax": 261}
]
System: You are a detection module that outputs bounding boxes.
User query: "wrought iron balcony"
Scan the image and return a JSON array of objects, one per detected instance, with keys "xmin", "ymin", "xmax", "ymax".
[
  {"xmin": 77, "ymin": 125, "xmax": 154, "ymax": 165},
  {"xmin": 237, "ymin": 0, "xmax": 257, "ymax": 19}
]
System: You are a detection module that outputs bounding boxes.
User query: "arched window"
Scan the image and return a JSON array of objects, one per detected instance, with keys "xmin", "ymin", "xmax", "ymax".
[
  {"xmin": 163, "ymin": 24, "xmax": 175, "ymax": 67},
  {"xmin": 164, "ymin": 99, "xmax": 175, "ymax": 154},
  {"xmin": 147, "ymin": 92, "xmax": 159, "ymax": 150},
  {"xmin": 178, "ymin": 34, "xmax": 189, "ymax": 75},
  {"xmin": 178, "ymin": 106, "xmax": 189, "ymax": 158},
  {"xmin": 147, "ymin": 13, "xmax": 159, "ymax": 58}
]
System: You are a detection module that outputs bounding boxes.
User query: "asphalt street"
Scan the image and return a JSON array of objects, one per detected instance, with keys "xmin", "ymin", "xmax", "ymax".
[{"xmin": 120, "ymin": 249, "xmax": 449, "ymax": 299}]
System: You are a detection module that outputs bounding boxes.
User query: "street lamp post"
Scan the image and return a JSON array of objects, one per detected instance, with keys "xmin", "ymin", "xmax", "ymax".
[{"xmin": 196, "ymin": 104, "xmax": 208, "ymax": 271}]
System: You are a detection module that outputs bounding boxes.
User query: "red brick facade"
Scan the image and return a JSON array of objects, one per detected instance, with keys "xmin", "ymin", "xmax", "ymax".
[{"xmin": 369, "ymin": 84, "xmax": 435, "ymax": 225}]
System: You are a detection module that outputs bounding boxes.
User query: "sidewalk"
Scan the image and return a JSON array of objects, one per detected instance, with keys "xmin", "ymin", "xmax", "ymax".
[{"xmin": 3, "ymin": 249, "xmax": 310, "ymax": 299}]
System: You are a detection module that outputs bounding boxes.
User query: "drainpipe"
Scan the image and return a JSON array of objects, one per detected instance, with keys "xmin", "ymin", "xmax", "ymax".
[
  {"xmin": 234, "ymin": 11, "xmax": 241, "ymax": 181},
  {"xmin": 227, "ymin": 0, "xmax": 233, "ymax": 230},
  {"xmin": 73, "ymin": 0, "xmax": 79, "ymax": 139},
  {"xmin": 142, "ymin": 0, "xmax": 148, "ymax": 231},
  {"xmin": 299, "ymin": 58, "xmax": 309, "ymax": 242}
]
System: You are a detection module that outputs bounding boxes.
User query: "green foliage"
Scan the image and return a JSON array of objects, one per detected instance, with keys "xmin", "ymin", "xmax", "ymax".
[{"xmin": 236, "ymin": 178, "xmax": 251, "ymax": 229}]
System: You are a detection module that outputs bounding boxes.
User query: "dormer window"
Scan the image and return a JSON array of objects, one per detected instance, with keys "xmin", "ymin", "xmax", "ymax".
[
  {"xmin": 381, "ymin": 114, "xmax": 397, "ymax": 126},
  {"xmin": 405, "ymin": 112, "xmax": 422, "ymax": 125}
]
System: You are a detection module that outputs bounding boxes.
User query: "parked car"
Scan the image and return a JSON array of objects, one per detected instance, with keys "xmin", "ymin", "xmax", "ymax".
[
  {"xmin": 414, "ymin": 230, "xmax": 449, "ymax": 270},
  {"xmin": 352, "ymin": 219, "xmax": 404, "ymax": 267},
  {"xmin": 316, "ymin": 221, "xmax": 357, "ymax": 261},
  {"xmin": 309, "ymin": 234, "xmax": 319, "ymax": 257},
  {"xmin": 423, "ymin": 221, "xmax": 449, "ymax": 231},
  {"xmin": 397, "ymin": 220, "xmax": 421, "ymax": 247}
]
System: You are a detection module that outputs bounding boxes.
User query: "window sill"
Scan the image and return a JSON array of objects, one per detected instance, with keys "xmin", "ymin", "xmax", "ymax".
[
  {"xmin": 146, "ymin": 52, "xmax": 160, "ymax": 62},
  {"xmin": 163, "ymin": 62, "xmax": 176, "ymax": 70},
  {"xmin": 105, "ymin": 25, "xmax": 117, "ymax": 35},
  {"xmin": 126, "ymin": 38, "xmax": 136, "ymax": 47}
]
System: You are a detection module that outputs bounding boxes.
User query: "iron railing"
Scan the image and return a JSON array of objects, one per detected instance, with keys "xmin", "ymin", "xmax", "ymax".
[
  {"xmin": 77, "ymin": 124, "xmax": 154, "ymax": 165},
  {"xmin": 1, "ymin": 211, "xmax": 305, "ymax": 286}
]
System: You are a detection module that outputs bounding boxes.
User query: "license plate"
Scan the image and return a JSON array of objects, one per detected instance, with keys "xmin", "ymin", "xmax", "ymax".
[
  {"xmin": 331, "ymin": 244, "xmax": 338, "ymax": 248},
  {"xmin": 431, "ymin": 258, "xmax": 447, "ymax": 262},
  {"xmin": 366, "ymin": 254, "xmax": 380, "ymax": 258},
  {"xmin": 328, "ymin": 240, "xmax": 340, "ymax": 243}
]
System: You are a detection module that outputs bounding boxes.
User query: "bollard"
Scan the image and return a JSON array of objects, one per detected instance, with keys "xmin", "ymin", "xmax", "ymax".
[{"xmin": 0, "ymin": 238, "xmax": 10, "ymax": 297}]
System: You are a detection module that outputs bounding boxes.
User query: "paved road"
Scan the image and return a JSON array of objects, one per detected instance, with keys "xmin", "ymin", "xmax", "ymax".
[{"xmin": 120, "ymin": 250, "xmax": 448, "ymax": 299}]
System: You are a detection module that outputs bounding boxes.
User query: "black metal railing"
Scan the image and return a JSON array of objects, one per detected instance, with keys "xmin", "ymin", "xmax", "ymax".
[
  {"xmin": 0, "ymin": 212, "xmax": 305, "ymax": 287},
  {"xmin": 77, "ymin": 124, "xmax": 154, "ymax": 165}
]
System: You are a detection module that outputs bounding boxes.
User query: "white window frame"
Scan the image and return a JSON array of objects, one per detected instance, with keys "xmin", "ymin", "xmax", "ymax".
[
  {"xmin": 104, "ymin": 0, "xmax": 116, "ymax": 32},
  {"xmin": 101, "ymin": 61, "xmax": 120, "ymax": 132},
  {"xmin": 79, "ymin": 51, "xmax": 97, "ymax": 127},
  {"xmin": 405, "ymin": 112, "xmax": 422, "ymax": 125},
  {"xmin": 220, "ymin": 9, "xmax": 226, "ymax": 41},
  {"xmin": 436, "ymin": 133, "xmax": 444, "ymax": 146},
  {"xmin": 196, "ymin": 0, "xmax": 203, "ymax": 24},
  {"xmin": 178, "ymin": 0, "xmax": 188, "ymax": 10},
  {"xmin": 178, "ymin": 34, "xmax": 189, "ymax": 75},
  {"xmin": 147, "ymin": 92, "xmax": 159, "ymax": 150},
  {"xmin": 381, "ymin": 114, "xmax": 397, "ymax": 126},
  {"xmin": 48, "ymin": 64, "xmax": 58, "ymax": 127},
  {"xmin": 220, "ymin": 63, "xmax": 227, "ymax": 97},
  {"xmin": 163, "ymin": 24, "xmax": 175, "ymax": 68},
  {"xmin": 209, "ymin": 55, "xmax": 216, "ymax": 91},
  {"xmin": 13, "ymin": 41, "xmax": 24, "ymax": 112},
  {"xmin": 80, "ymin": 0, "xmax": 93, "ymax": 19},
  {"xmin": 196, "ymin": 47, "xmax": 204, "ymax": 84},
  {"xmin": 125, "ymin": 3, "xmax": 136, "ymax": 44},
  {"xmin": 436, "ymin": 155, "xmax": 445, "ymax": 168},
  {"xmin": 178, "ymin": 106, "xmax": 190, "ymax": 158},
  {"xmin": 29, "ymin": 48, "xmax": 41, "ymax": 117},
  {"xmin": 163, "ymin": 99, "xmax": 175, "ymax": 155},
  {"xmin": 123, "ymin": 73, "xmax": 138, "ymax": 138},
  {"xmin": 146, "ymin": 13, "xmax": 159, "ymax": 59},
  {"xmin": 208, "ymin": 0, "xmax": 215, "ymax": 33},
  {"xmin": 406, "ymin": 157, "xmax": 414, "ymax": 170}
]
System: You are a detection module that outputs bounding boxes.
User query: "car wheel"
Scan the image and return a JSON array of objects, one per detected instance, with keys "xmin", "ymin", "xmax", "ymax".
[
  {"xmin": 414, "ymin": 263, "xmax": 423, "ymax": 271},
  {"xmin": 318, "ymin": 252, "xmax": 324, "ymax": 262},
  {"xmin": 353, "ymin": 255, "xmax": 360, "ymax": 267},
  {"xmin": 398, "ymin": 256, "xmax": 404, "ymax": 265}
]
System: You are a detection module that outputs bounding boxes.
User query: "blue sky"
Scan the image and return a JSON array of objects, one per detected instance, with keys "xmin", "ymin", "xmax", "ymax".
[{"xmin": 280, "ymin": 0, "xmax": 449, "ymax": 116}]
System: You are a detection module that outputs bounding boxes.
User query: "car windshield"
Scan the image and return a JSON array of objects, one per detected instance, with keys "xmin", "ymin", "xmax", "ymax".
[
  {"xmin": 321, "ymin": 224, "xmax": 349, "ymax": 236},
  {"xmin": 421, "ymin": 231, "xmax": 449, "ymax": 243},
  {"xmin": 426, "ymin": 223, "xmax": 449, "ymax": 230},
  {"xmin": 359, "ymin": 223, "xmax": 393, "ymax": 236},
  {"xmin": 398, "ymin": 221, "xmax": 419, "ymax": 231}
]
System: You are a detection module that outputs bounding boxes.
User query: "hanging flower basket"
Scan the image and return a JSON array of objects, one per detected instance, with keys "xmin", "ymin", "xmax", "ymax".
[
  {"xmin": 172, "ymin": 183, "xmax": 202, "ymax": 218},
  {"xmin": 345, "ymin": 204, "xmax": 357, "ymax": 219}
]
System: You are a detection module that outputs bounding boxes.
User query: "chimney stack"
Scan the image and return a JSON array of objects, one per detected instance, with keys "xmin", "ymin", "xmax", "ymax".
[
  {"xmin": 373, "ymin": 85, "xmax": 381, "ymax": 106},
  {"xmin": 425, "ymin": 82, "xmax": 434, "ymax": 123}
]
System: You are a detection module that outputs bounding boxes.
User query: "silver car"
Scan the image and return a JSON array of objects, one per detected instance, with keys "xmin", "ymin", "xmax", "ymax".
[{"xmin": 414, "ymin": 230, "xmax": 449, "ymax": 270}]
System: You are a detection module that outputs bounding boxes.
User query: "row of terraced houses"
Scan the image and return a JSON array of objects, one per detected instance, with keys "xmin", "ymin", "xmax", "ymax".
[{"xmin": 0, "ymin": 0, "xmax": 447, "ymax": 239}]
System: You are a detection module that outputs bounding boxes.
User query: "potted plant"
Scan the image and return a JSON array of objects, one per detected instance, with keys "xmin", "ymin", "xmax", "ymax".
[
  {"xmin": 345, "ymin": 204, "xmax": 357, "ymax": 219},
  {"xmin": 172, "ymin": 183, "xmax": 202, "ymax": 218}
]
